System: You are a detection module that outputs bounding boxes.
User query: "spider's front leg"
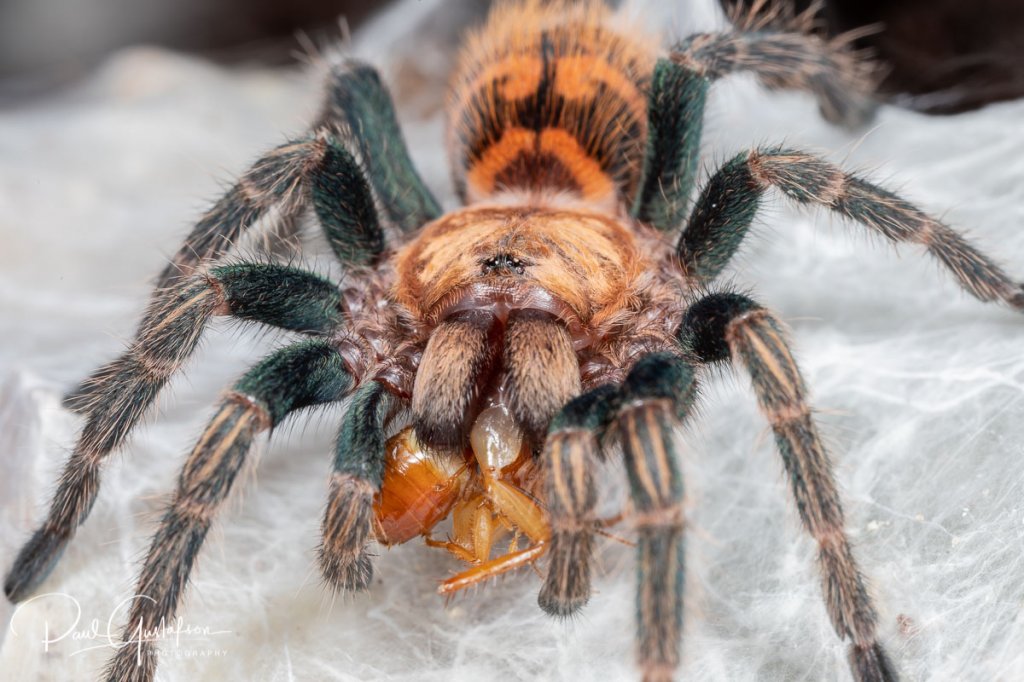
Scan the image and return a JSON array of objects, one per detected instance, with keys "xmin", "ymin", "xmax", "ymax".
[
  {"xmin": 679, "ymin": 292, "xmax": 897, "ymax": 682},
  {"xmin": 537, "ymin": 384, "xmax": 619, "ymax": 616},
  {"xmin": 677, "ymin": 147, "xmax": 1024, "ymax": 310},
  {"xmin": 105, "ymin": 340, "xmax": 353, "ymax": 682},
  {"xmin": 539, "ymin": 355, "xmax": 696, "ymax": 682},
  {"xmin": 615, "ymin": 353, "xmax": 697, "ymax": 682}
]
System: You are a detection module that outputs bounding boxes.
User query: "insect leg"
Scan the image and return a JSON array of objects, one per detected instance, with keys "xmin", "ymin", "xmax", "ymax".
[
  {"xmin": 679, "ymin": 292, "xmax": 897, "ymax": 682},
  {"xmin": 102, "ymin": 340, "xmax": 352, "ymax": 682},
  {"xmin": 433, "ymin": 477, "xmax": 549, "ymax": 596}
]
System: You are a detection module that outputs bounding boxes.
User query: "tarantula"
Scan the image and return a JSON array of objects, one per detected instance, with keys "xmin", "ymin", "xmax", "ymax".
[{"xmin": 6, "ymin": 1, "xmax": 1023, "ymax": 681}]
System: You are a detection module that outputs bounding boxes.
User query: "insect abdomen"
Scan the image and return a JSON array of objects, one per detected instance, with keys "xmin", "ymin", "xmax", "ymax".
[{"xmin": 447, "ymin": 1, "xmax": 656, "ymax": 209}]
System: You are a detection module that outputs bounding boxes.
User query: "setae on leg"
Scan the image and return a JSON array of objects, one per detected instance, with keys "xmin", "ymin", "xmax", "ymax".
[
  {"xmin": 319, "ymin": 380, "xmax": 398, "ymax": 592},
  {"xmin": 679, "ymin": 292, "xmax": 897, "ymax": 682},
  {"xmin": 537, "ymin": 384, "xmax": 619, "ymax": 617},
  {"xmin": 103, "ymin": 339, "xmax": 353, "ymax": 682},
  {"xmin": 615, "ymin": 353, "xmax": 697, "ymax": 682},
  {"xmin": 677, "ymin": 147, "xmax": 1024, "ymax": 310},
  {"xmin": 633, "ymin": 5, "xmax": 874, "ymax": 231},
  {"xmin": 316, "ymin": 60, "xmax": 441, "ymax": 233},
  {"xmin": 5, "ymin": 264, "xmax": 345, "ymax": 603}
]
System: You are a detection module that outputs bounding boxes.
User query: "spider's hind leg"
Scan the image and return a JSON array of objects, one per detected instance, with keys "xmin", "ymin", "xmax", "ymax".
[
  {"xmin": 633, "ymin": 7, "xmax": 875, "ymax": 231},
  {"xmin": 679, "ymin": 292, "xmax": 897, "ymax": 682},
  {"xmin": 677, "ymin": 4, "xmax": 877, "ymax": 127},
  {"xmin": 317, "ymin": 60, "xmax": 441, "ymax": 232}
]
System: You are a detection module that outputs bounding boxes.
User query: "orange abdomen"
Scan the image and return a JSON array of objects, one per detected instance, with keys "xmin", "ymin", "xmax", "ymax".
[{"xmin": 447, "ymin": 0, "xmax": 656, "ymax": 208}]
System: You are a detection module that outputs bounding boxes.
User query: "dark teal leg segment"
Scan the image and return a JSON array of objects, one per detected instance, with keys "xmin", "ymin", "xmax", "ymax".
[
  {"xmin": 538, "ymin": 383, "xmax": 621, "ymax": 617},
  {"xmin": 547, "ymin": 383, "xmax": 620, "ymax": 436},
  {"xmin": 617, "ymin": 353, "xmax": 696, "ymax": 678},
  {"xmin": 631, "ymin": 59, "xmax": 709, "ymax": 231},
  {"xmin": 309, "ymin": 138, "xmax": 386, "ymax": 265},
  {"xmin": 211, "ymin": 262, "xmax": 344, "ymax": 334},
  {"xmin": 319, "ymin": 61, "xmax": 441, "ymax": 232},
  {"xmin": 319, "ymin": 381, "xmax": 398, "ymax": 592},
  {"xmin": 102, "ymin": 339, "xmax": 352, "ymax": 680},
  {"xmin": 676, "ymin": 153, "xmax": 764, "ymax": 282},
  {"xmin": 332, "ymin": 380, "xmax": 396, "ymax": 487},
  {"xmin": 234, "ymin": 339, "xmax": 353, "ymax": 426}
]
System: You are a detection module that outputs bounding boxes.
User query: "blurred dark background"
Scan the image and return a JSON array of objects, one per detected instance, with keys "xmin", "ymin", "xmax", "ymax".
[
  {"xmin": 1, "ymin": 0, "xmax": 1022, "ymax": 113},
  {"xmin": 0, "ymin": 0, "xmax": 383, "ymax": 99},
  {"xmin": 727, "ymin": 0, "xmax": 1024, "ymax": 113}
]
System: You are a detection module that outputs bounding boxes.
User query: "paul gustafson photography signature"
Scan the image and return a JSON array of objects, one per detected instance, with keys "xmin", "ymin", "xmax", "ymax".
[{"xmin": 9, "ymin": 593, "xmax": 231, "ymax": 664}]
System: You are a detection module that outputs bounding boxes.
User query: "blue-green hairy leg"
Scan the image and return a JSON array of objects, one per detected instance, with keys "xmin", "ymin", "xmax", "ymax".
[
  {"xmin": 319, "ymin": 380, "xmax": 398, "ymax": 592},
  {"xmin": 631, "ymin": 58, "xmax": 708, "ymax": 232},
  {"xmin": 677, "ymin": 148, "xmax": 1024, "ymax": 310},
  {"xmin": 309, "ymin": 133, "xmax": 387, "ymax": 265},
  {"xmin": 616, "ymin": 353, "xmax": 698, "ymax": 682},
  {"xmin": 676, "ymin": 152, "xmax": 764, "ymax": 281},
  {"xmin": 632, "ymin": 10, "xmax": 878, "ymax": 233},
  {"xmin": 6, "ymin": 264, "xmax": 344, "ymax": 604},
  {"xmin": 679, "ymin": 292, "xmax": 897, "ymax": 682},
  {"xmin": 318, "ymin": 60, "xmax": 441, "ymax": 233},
  {"xmin": 103, "ymin": 340, "xmax": 353, "ymax": 682},
  {"xmin": 538, "ymin": 384, "xmax": 621, "ymax": 617}
]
